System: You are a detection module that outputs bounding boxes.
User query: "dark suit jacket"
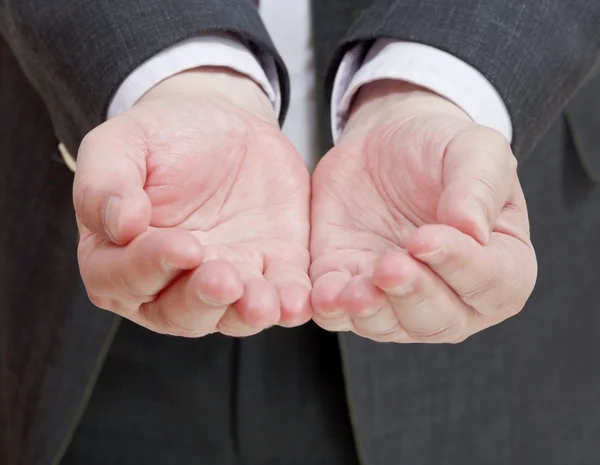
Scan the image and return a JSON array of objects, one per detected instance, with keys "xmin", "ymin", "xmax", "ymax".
[{"xmin": 1, "ymin": 1, "xmax": 599, "ymax": 464}]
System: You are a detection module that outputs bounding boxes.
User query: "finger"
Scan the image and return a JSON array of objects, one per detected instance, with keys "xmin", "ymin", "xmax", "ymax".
[
  {"xmin": 311, "ymin": 271, "xmax": 354, "ymax": 332},
  {"xmin": 337, "ymin": 274, "xmax": 408, "ymax": 342},
  {"xmin": 139, "ymin": 259, "xmax": 243, "ymax": 337},
  {"xmin": 264, "ymin": 261, "xmax": 312, "ymax": 327},
  {"xmin": 438, "ymin": 126, "xmax": 517, "ymax": 244},
  {"xmin": 407, "ymin": 224, "xmax": 537, "ymax": 318},
  {"xmin": 218, "ymin": 263, "xmax": 280, "ymax": 336},
  {"xmin": 80, "ymin": 228, "xmax": 204, "ymax": 307},
  {"xmin": 372, "ymin": 251, "xmax": 481, "ymax": 343},
  {"xmin": 493, "ymin": 183, "xmax": 532, "ymax": 244},
  {"xmin": 194, "ymin": 260, "xmax": 245, "ymax": 308},
  {"xmin": 73, "ymin": 118, "xmax": 151, "ymax": 245}
]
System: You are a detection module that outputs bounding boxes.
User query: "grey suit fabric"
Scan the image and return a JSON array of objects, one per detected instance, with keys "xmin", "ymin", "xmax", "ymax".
[
  {"xmin": 312, "ymin": 2, "xmax": 600, "ymax": 464},
  {"xmin": 60, "ymin": 321, "xmax": 360, "ymax": 465},
  {"xmin": 336, "ymin": 97, "xmax": 600, "ymax": 465},
  {"xmin": 0, "ymin": 0, "xmax": 290, "ymax": 156},
  {"xmin": 316, "ymin": 0, "xmax": 600, "ymax": 158},
  {"xmin": 0, "ymin": 40, "xmax": 121, "ymax": 465},
  {"xmin": 1, "ymin": 0, "xmax": 600, "ymax": 464}
]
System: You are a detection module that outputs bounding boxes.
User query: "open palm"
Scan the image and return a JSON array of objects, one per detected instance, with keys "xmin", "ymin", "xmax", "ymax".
[
  {"xmin": 310, "ymin": 88, "xmax": 536, "ymax": 343},
  {"xmin": 75, "ymin": 72, "xmax": 311, "ymax": 337}
]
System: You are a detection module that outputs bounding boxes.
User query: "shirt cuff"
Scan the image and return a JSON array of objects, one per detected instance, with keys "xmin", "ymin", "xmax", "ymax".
[
  {"xmin": 331, "ymin": 39, "xmax": 513, "ymax": 144},
  {"xmin": 107, "ymin": 33, "xmax": 281, "ymax": 119}
]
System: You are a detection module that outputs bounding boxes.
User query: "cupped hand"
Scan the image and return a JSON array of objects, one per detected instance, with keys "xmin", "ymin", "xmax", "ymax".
[
  {"xmin": 74, "ymin": 68, "xmax": 311, "ymax": 337},
  {"xmin": 310, "ymin": 80, "xmax": 537, "ymax": 343}
]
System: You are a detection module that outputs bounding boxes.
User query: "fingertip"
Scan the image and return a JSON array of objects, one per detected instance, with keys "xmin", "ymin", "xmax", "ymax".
[
  {"xmin": 462, "ymin": 197, "xmax": 491, "ymax": 244},
  {"xmin": 407, "ymin": 224, "xmax": 481, "ymax": 265},
  {"xmin": 372, "ymin": 252, "xmax": 420, "ymax": 292},
  {"xmin": 190, "ymin": 260, "xmax": 244, "ymax": 306},
  {"xmin": 311, "ymin": 273, "xmax": 349, "ymax": 314},
  {"xmin": 106, "ymin": 191, "xmax": 152, "ymax": 245},
  {"xmin": 278, "ymin": 283, "xmax": 312, "ymax": 326},
  {"xmin": 234, "ymin": 278, "xmax": 280, "ymax": 328},
  {"xmin": 406, "ymin": 224, "xmax": 448, "ymax": 259},
  {"xmin": 74, "ymin": 134, "xmax": 150, "ymax": 244},
  {"xmin": 162, "ymin": 238, "xmax": 204, "ymax": 273},
  {"xmin": 438, "ymin": 193, "xmax": 490, "ymax": 246},
  {"xmin": 338, "ymin": 275, "xmax": 385, "ymax": 317},
  {"xmin": 263, "ymin": 262, "xmax": 312, "ymax": 326}
]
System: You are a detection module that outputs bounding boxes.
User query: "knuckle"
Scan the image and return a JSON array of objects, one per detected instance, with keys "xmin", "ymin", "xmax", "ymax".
[
  {"xmin": 472, "ymin": 125, "xmax": 511, "ymax": 150},
  {"xmin": 107, "ymin": 298, "xmax": 133, "ymax": 316},
  {"xmin": 313, "ymin": 314, "xmax": 351, "ymax": 333},
  {"xmin": 462, "ymin": 268, "xmax": 533, "ymax": 320},
  {"xmin": 108, "ymin": 268, "xmax": 147, "ymax": 303},
  {"xmin": 217, "ymin": 320, "xmax": 260, "ymax": 338},
  {"xmin": 407, "ymin": 317, "xmax": 466, "ymax": 344},
  {"xmin": 496, "ymin": 252, "xmax": 537, "ymax": 319},
  {"xmin": 370, "ymin": 323, "xmax": 408, "ymax": 343},
  {"xmin": 457, "ymin": 125, "xmax": 514, "ymax": 170},
  {"xmin": 72, "ymin": 177, "xmax": 91, "ymax": 214},
  {"xmin": 76, "ymin": 239, "xmax": 94, "ymax": 272},
  {"xmin": 87, "ymin": 293, "xmax": 109, "ymax": 309},
  {"xmin": 353, "ymin": 324, "xmax": 392, "ymax": 341},
  {"xmin": 449, "ymin": 334, "xmax": 471, "ymax": 345},
  {"xmin": 461, "ymin": 274, "xmax": 503, "ymax": 310},
  {"xmin": 157, "ymin": 314, "xmax": 210, "ymax": 338},
  {"xmin": 499, "ymin": 301, "xmax": 526, "ymax": 319}
]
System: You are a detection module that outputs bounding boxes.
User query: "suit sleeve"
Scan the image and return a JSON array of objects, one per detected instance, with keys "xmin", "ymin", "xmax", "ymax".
[
  {"xmin": 326, "ymin": 0, "xmax": 600, "ymax": 158},
  {"xmin": 0, "ymin": 0, "xmax": 290, "ymax": 155}
]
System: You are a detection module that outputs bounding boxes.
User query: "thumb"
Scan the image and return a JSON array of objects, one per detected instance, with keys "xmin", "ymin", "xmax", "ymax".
[
  {"xmin": 437, "ymin": 126, "xmax": 517, "ymax": 245},
  {"xmin": 73, "ymin": 118, "xmax": 151, "ymax": 245}
]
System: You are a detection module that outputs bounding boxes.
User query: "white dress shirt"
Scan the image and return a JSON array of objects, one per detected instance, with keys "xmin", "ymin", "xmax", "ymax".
[{"xmin": 104, "ymin": 0, "xmax": 512, "ymax": 172}]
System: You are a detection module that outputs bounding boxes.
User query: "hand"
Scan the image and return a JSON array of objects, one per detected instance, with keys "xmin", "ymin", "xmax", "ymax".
[
  {"xmin": 310, "ymin": 80, "xmax": 537, "ymax": 343},
  {"xmin": 74, "ymin": 68, "xmax": 311, "ymax": 337}
]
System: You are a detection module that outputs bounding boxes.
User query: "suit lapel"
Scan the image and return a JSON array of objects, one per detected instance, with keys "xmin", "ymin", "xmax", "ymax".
[
  {"xmin": 0, "ymin": 38, "xmax": 119, "ymax": 465},
  {"xmin": 565, "ymin": 74, "xmax": 600, "ymax": 184}
]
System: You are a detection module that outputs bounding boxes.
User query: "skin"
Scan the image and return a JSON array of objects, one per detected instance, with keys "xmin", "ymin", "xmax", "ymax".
[
  {"xmin": 74, "ymin": 67, "xmax": 311, "ymax": 337},
  {"xmin": 74, "ymin": 71, "xmax": 537, "ymax": 343},
  {"xmin": 310, "ymin": 80, "xmax": 537, "ymax": 343}
]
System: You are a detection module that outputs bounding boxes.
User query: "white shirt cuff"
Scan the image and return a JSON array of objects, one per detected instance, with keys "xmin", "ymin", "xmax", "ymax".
[
  {"xmin": 107, "ymin": 34, "xmax": 281, "ymax": 119},
  {"xmin": 332, "ymin": 39, "xmax": 513, "ymax": 144}
]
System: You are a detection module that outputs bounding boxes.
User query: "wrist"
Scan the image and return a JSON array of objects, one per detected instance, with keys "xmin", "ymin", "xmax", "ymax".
[
  {"xmin": 138, "ymin": 66, "xmax": 277, "ymax": 124},
  {"xmin": 344, "ymin": 80, "xmax": 472, "ymax": 139}
]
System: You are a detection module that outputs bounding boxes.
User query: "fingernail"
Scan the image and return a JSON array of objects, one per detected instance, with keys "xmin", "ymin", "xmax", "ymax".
[
  {"xmin": 474, "ymin": 218, "xmax": 490, "ymax": 244},
  {"xmin": 197, "ymin": 291, "xmax": 224, "ymax": 307},
  {"xmin": 320, "ymin": 309, "xmax": 346, "ymax": 318},
  {"xmin": 415, "ymin": 249, "xmax": 446, "ymax": 265},
  {"xmin": 102, "ymin": 196, "xmax": 121, "ymax": 243},
  {"xmin": 387, "ymin": 280, "xmax": 416, "ymax": 296},
  {"xmin": 355, "ymin": 306, "xmax": 380, "ymax": 318},
  {"xmin": 162, "ymin": 259, "xmax": 179, "ymax": 272},
  {"xmin": 467, "ymin": 200, "xmax": 490, "ymax": 243}
]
